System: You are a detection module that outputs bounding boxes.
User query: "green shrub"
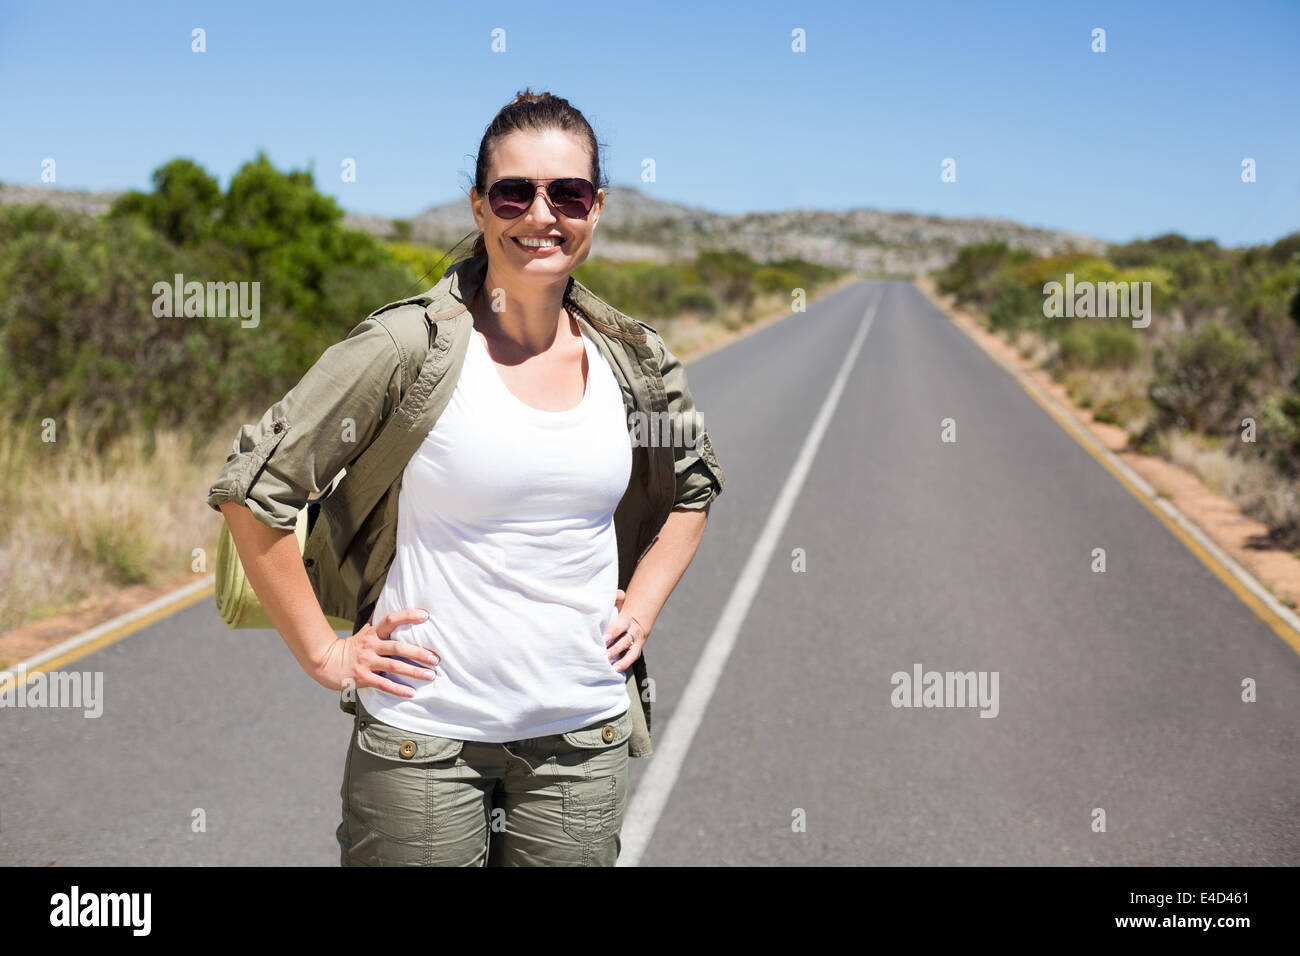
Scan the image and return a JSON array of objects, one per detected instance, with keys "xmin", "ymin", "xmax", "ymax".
[
  {"xmin": 1093, "ymin": 391, "xmax": 1150, "ymax": 427},
  {"xmin": 0, "ymin": 153, "xmax": 415, "ymax": 451},
  {"xmin": 1255, "ymin": 390, "xmax": 1300, "ymax": 475},
  {"xmin": 669, "ymin": 288, "xmax": 719, "ymax": 314},
  {"xmin": 1148, "ymin": 321, "xmax": 1263, "ymax": 433},
  {"xmin": 987, "ymin": 280, "xmax": 1040, "ymax": 333},
  {"xmin": 1090, "ymin": 325, "xmax": 1141, "ymax": 370},
  {"xmin": 753, "ymin": 265, "xmax": 803, "ymax": 295},
  {"xmin": 1055, "ymin": 323, "xmax": 1094, "ymax": 370},
  {"xmin": 935, "ymin": 241, "xmax": 1015, "ymax": 302}
]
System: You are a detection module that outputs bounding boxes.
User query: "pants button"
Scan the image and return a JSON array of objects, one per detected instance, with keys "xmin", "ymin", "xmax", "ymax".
[
  {"xmin": 399, "ymin": 740, "xmax": 417, "ymax": 759},
  {"xmin": 601, "ymin": 725, "xmax": 615, "ymax": 743}
]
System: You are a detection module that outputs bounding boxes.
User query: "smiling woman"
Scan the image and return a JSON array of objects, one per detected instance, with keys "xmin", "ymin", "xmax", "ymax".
[{"xmin": 209, "ymin": 88, "xmax": 726, "ymax": 869}]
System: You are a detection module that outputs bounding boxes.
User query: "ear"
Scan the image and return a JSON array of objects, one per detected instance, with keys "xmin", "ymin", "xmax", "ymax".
[{"xmin": 469, "ymin": 187, "xmax": 486, "ymax": 233}]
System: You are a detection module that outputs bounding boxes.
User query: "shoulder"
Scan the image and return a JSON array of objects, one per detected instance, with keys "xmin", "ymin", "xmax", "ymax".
[
  {"xmin": 567, "ymin": 276, "xmax": 660, "ymax": 355},
  {"xmin": 632, "ymin": 319, "xmax": 668, "ymax": 362},
  {"xmin": 349, "ymin": 294, "xmax": 435, "ymax": 388}
]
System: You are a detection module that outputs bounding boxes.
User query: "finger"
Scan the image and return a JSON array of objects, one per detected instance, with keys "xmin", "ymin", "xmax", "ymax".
[
  {"xmin": 359, "ymin": 671, "xmax": 418, "ymax": 698},
  {"xmin": 374, "ymin": 608, "xmax": 430, "ymax": 639},
  {"xmin": 607, "ymin": 631, "xmax": 635, "ymax": 661},
  {"xmin": 604, "ymin": 621, "xmax": 627, "ymax": 646},
  {"xmin": 371, "ymin": 658, "xmax": 438, "ymax": 682},
  {"xmin": 611, "ymin": 641, "xmax": 641, "ymax": 673},
  {"xmin": 604, "ymin": 615, "xmax": 637, "ymax": 646},
  {"xmin": 376, "ymin": 640, "xmax": 439, "ymax": 666}
]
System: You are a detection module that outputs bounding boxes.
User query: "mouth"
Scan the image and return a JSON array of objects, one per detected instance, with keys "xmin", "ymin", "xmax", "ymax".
[{"xmin": 511, "ymin": 235, "xmax": 566, "ymax": 254}]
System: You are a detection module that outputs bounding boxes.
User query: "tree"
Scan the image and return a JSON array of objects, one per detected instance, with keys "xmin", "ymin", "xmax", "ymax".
[{"xmin": 107, "ymin": 158, "xmax": 221, "ymax": 246}]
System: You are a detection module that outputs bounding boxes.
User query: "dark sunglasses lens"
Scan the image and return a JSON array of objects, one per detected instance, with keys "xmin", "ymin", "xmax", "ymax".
[
  {"xmin": 488, "ymin": 179, "xmax": 534, "ymax": 219},
  {"xmin": 548, "ymin": 179, "xmax": 594, "ymax": 217}
]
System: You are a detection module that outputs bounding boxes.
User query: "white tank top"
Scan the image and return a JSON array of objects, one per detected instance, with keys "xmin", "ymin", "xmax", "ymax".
[{"xmin": 356, "ymin": 319, "xmax": 634, "ymax": 741}]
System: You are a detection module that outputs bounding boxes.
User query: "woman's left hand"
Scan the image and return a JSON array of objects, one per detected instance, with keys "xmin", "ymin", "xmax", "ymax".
[{"xmin": 603, "ymin": 588, "xmax": 647, "ymax": 673}]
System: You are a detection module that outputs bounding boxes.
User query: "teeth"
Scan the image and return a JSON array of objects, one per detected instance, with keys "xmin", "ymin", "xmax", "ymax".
[{"xmin": 517, "ymin": 236, "xmax": 562, "ymax": 248}]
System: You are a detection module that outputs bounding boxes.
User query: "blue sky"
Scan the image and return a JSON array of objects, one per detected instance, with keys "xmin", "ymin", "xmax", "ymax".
[{"xmin": 2, "ymin": 0, "xmax": 1297, "ymax": 247}]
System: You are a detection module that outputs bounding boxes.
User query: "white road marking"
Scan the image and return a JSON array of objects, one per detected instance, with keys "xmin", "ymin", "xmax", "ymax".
[{"xmin": 617, "ymin": 285, "xmax": 883, "ymax": 866}]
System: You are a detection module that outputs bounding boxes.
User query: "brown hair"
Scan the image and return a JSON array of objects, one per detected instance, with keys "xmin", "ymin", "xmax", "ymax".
[{"xmin": 455, "ymin": 89, "xmax": 607, "ymax": 262}]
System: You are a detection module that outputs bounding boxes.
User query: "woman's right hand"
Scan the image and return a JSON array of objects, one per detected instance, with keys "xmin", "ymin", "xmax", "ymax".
[{"xmin": 313, "ymin": 608, "xmax": 440, "ymax": 698}]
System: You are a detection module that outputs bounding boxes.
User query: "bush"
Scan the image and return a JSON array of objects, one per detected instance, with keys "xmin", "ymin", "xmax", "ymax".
[
  {"xmin": 753, "ymin": 266, "xmax": 802, "ymax": 295},
  {"xmin": 935, "ymin": 241, "xmax": 1014, "ymax": 302},
  {"xmin": 986, "ymin": 280, "xmax": 1040, "ymax": 333},
  {"xmin": 1055, "ymin": 323, "xmax": 1094, "ymax": 370},
  {"xmin": 0, "ymin": 153, "xmax": 422, "ymax": 452},
  {"xmin": 1148, "ymin": 321, "xmax": 1263, "ymax": 433},
  {"xmin": 1090, "ymin": 325, "xmax": 1141, "ymax": 370},
  {"xmin": 1255, "ymin": 390, "xmax": 1300, "ymax": 475},
  {"xmin": 1093, "ymin": 391, "xmax": 1150, "ymax": 428},
  {"xmin": 669, "ymin": 288, "xmax": 719, "ymax": 314}
]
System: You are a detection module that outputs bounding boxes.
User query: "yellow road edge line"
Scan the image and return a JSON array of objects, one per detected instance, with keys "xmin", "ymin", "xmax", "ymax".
[
  {"xmin": 916, "ymin": 282, "xmax": 1300, "ymax": 657},
  {"xmin": 0, "ymin": 582, "xmax": 215, "ymax": 693}
]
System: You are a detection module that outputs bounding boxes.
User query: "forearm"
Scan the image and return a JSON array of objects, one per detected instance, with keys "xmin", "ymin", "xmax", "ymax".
[
  {"xmin": 218, "ymin": 501, "xmax": 341, "ymax": 683},
  {"xmin": 621, "ymin": 506, "xmax": 709, "ymax": 639}
]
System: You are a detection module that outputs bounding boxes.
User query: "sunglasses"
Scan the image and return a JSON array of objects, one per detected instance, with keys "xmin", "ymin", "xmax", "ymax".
[{"xmin": 486, "ymin": 177, "xmax": 596, "ymax": 220}]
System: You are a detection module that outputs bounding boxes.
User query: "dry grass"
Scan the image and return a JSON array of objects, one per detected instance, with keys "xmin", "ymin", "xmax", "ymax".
[
  {"xmin": 0, "ymin": 406, "xmax": 236, "ymax": 633},
  {"xmin": 1165, "ymin": 431, "xmax": 1242, "ymax": 496},
  {"xmin": 1165, "ymin": 429, "xmax": 1300, "ymax": 541},
  {"xmin": 1012, "ymin": 329, "xmax": 1055, "ymax": 365}
]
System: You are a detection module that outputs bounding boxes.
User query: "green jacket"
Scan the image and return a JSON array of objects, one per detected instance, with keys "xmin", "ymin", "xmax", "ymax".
[{"xmin": 206, "ymin": 252, "xmax": 726, "ymax": 758}]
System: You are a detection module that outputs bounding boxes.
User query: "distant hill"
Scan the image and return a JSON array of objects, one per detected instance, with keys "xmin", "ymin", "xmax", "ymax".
[
  {"xmin": 1, "ymin": 180, "xmax": 1106, "ymax": 274},
  {"xmin": 1, "ymin": 182, "xmax": 122, "ymax": 217}
]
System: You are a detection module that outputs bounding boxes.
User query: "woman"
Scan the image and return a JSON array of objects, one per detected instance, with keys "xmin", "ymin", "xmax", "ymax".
[{"xmin": 210, "ymin": 90, "xmax": 724, "ymax": 866}]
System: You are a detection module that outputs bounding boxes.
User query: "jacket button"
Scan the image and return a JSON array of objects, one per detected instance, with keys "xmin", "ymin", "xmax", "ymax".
[
  {"xmin": 272, "ymin": 421, "xmax": 283, "ymax": 433},
  {"xmin": 399, "ymin": 740, "xmax": 418, "ymax": 759},
  {"xmin": 601, "ymin": 725, "xmax": 615, "ymax": 743},
  {"xmin": 303, "ymin": 557, "xmax": 314, "ymax": 568}
]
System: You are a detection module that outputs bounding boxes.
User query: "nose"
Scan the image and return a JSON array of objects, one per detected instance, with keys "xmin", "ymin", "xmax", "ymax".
[{"xmin": 524, "ymin": 187, "xmax": 559, "ymax": 222}]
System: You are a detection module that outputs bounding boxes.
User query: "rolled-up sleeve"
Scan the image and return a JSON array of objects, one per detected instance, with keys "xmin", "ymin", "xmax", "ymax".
[
  {"xmin": 645, "ymin": 325, "xmax": 725, "ymax": 512},
  {"xmin": 205, "ymin": 317, "xmax": 405, "ymax": 531}
]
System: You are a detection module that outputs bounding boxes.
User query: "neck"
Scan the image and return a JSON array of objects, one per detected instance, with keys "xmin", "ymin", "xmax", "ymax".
[{"xmin": 473, "ymin": 262, "xmax": 573, "ymax": 356}]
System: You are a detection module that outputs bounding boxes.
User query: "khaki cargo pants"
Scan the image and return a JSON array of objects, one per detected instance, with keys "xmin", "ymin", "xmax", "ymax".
[{"xmin": 337, "ymin": 697, "xmax": 631, "ymax": 866}]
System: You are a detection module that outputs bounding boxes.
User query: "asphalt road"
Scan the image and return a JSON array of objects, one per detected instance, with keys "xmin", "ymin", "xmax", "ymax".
[{"xmin": 3, "ymin": 279, "xmax": 1297, "ymax": 865}]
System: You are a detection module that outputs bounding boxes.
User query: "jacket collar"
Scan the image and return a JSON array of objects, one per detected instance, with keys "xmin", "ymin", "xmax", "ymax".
[{"xmin": 420, "ymin": 253, "xmax": 653, "ymax": 354}]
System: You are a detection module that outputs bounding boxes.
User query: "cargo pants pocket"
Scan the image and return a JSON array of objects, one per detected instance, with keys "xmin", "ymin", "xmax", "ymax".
[
  {"xmin": 551, "ymin": 709, "xmax": 632, "ymax": 852},
  {"xmin": 337, "ymin": 708, "xmax": 467, "ymax": 866}
]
